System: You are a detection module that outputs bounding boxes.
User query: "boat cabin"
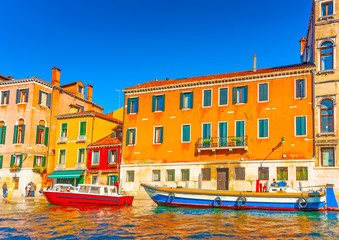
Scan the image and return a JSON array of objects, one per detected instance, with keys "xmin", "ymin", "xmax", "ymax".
[
  {"xmin": 77, "ymin": 184, "xmax": 118, "ymax": 196},
  {"xmin": 51, "ymin": 184, "xmax": 76, "ymax": 192}
]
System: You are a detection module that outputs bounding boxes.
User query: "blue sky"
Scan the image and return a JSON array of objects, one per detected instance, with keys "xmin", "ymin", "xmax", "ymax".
[{"xmin": 0, "ymin": 0, "xmax": 312, "ymax": 113}]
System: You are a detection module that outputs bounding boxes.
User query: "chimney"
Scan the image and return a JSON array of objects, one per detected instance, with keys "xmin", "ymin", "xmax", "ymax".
[
  {"xmin": 87, "ymin": 84, "xmax": 93, "ymax": 101},
  {"xmin": 253, "ymin": 54, "xmax": 257, "ymax": 72},
  {"xmin": 51, "ymin": 67, "xmax": 61, "ymax": 86},
  {"xmin": 300, "ymin": 37, "xmax": 306, "ymax": 56}
]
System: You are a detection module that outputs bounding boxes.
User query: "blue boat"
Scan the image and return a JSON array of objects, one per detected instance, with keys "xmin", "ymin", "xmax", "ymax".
[{"xmin": 141, "ymin": 183, "xmax": 327, "ymax": 211}]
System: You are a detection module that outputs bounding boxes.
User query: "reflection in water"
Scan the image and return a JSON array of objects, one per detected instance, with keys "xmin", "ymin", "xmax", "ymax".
[{"xmin": 1, "ymin": 199, "xmax": 339, "ymax": 239}]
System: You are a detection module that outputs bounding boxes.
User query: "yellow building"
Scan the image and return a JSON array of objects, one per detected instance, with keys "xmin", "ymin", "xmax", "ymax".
[{"xmin": 48, "ymin": 111, "xmax": 122, "ymax": 185}]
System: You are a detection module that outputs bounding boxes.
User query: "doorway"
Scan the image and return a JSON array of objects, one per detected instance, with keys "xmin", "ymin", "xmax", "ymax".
[{"xmin": 217, "ymin": 168, "xmax": 229, "ymax": 190}]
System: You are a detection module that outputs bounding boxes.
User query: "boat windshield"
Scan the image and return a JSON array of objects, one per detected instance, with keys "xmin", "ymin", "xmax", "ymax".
[
  {"xmin": 90, "ymin": 187, "xmax": 100, "ymax": 194},
  {"xmin": 78, "ymin": 186, "xmax": 90, "ymax": 193},
  {"xmin": 110, "ymin": 188, "xmax": 116, "ymax": 195},
  {"xmin": 104, "ymin": 187, "xmax": 108, "ymax": 194}
]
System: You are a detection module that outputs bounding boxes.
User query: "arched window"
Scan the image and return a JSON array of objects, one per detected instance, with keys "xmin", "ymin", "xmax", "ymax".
[
  {"xmin": 320, "ymin": 42, "xmax": 333, "ymax": 71},
  {"xmin": 0, "ymin": 120, "xmax": 6, "ymax": 144},
  {"xmin": 321, "ymin": 99, "xmax": 334, "ymax": 133},
  {"xmin": 14, "ymin": 118, "xmax": 25, "ymax": 144}
]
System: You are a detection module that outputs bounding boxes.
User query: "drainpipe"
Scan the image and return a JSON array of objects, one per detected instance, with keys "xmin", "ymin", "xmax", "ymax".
[
  {"xmin": 312, "ymin": 69, "xmax": 316, "ymax": 160},
  {"xmin": 120, "ymin": 93, "xmax": 126, "ymax": 184},
  {"xmin": 46, "ymin": 87, "xmax": 54, "ymax": 185}
]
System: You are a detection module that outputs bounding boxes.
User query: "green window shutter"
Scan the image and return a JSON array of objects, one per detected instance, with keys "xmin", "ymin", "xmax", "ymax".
[
  {"xmin": 0, "ymin": 127, "xmax": 3, "ymax": 144},
  {"xmin": 264, "ymin": 120, "xmax": 268, "ymax": 137},
  {"xmin": 6, "ymin": 91, "xmax": 9, "ymax": 104},
  {"xmin": 33, "ymin": 156, "xmax": 37, "ymax": 167},
  {"xmin": 126, "ymin": 129, "xmax": 130, "ymax": 146},
  {"xmin": 44, "ymin": 127, "xmax": 49, "ymax": 146},
  {"xmin": 127, "ymin": 98, "xmax": 131, "ymax": 114},
  {"xmin": 180, "ymin": 93, "xmax": 184, "ymax": 109},
  {"xmin": 161, "ymin": 95, "xmax": 165, "ymax": 111},
  {"xmin": 13, "ymin": 125, "xmax": 18, "ymax": 144},
  {"xmin": 47, "ymin": 93, "xmax": 52, "ymax": 107},
  {"xmin": 80, "ymin": 122, "xmax": 86, "ymax": 136},
  {"xmin": 152, "ymin": 96, "xmax": 156, "ymax": 112},
  {"xmin": 16, "ymin": 89, "xmax": 20, "ymax": 103},
  {"xmin": 10, "ymin": 155, "xmax": 14, "ymax": 167},
  {"xmin": 42, "ymin": 156, "xmax": 46, "ymax": 167},
  {"xmin": 108, "ymin": 150, "xmax": 112, "ymax": 163},
  {"xmin": 233, "ymin": 87, "xmax": 237, "ymax": 104},
  {"xmin": 160, "ymin": 127, "xmax": 163, "ymax": 143},
  {"xmin": 0, "ymin": 156, "xmax": 3, "ymax": 169},
  {"xmin": 107, "ymin": 175, "xmax": 110, "ymax": 185},
  {"xmin": 244, "ymin": 86, "xmax": 248, "ymax": 103},
  {"xmin": 19, "ymin": 155, "xmax": 23, "ymax": 168},
  {"xmin": 22, "ymin": 125, "xmax": 25, "ymax": 144},
  {"xmin": 135, "ymin": 97, "xmax": 139, "ymax": 113},
  {"xmin": 189, "ymin": 92, "xmax": 194, "ymax": 109},
  {"xmin": 183, "ymin": 125, "xmax": 190, "ymax": 142},
  {"xmin": 220, "ymin": 88, "xmax": 228, "ymax": 105},
  {"xmin": 236, "ymin": 121, "xmax": 245, "ymax": 137},
  {"xmin": 301, "ymin": 117, "xmax": 306, "ymax": 135},
  {"xmin": 25, "ymin": 89, "xmax": 29, "ymax": 102},
  {"xmin": 204, "ymin": 90, "xmax": 211, "ymax": 107},
  {"xmin": 38, "ymin": 90, "xmax": 42, "ymax": 105},
  {"xmin": 2, "ymin": 126, "xmax": 6, "ymax": 144},
  {"xmin": 36, "ymin": 126, "xmax": 40, "ymax": 144}
]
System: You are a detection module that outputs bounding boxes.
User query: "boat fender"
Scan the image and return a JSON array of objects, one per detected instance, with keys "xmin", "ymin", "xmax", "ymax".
[
  {"xmin": 168, "ymin": 192, "xmax": 175, "ymax": 200},
  {"xmin": 297, "ymin": 197, "xmax": 308, "ymax": 209},
  {"xmin": 213, "ymin": 196, "xmax": 222, "ymax": 207},
  {"xmin": 236, "ymin": 196, "xmax": 247, "ymax": 208}
]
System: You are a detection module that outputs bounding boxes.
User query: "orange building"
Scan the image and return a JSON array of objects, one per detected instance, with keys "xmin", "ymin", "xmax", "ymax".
[
  {"xmin": 0, "ymin": 67, "xmax": 103, "ymax": 196},
  {"xmin": 121, "ymin": 63, "xmax": 316, "ymax": 194}
]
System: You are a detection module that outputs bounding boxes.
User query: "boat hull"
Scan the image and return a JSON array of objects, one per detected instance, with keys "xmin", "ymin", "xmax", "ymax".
[
  {"xmin": 141, "ymin": 184, "xmax": 325, "ymax": 211},
  {"xmin": 43, "ymin": 191, "xmax": 134, "ymax": 206}
]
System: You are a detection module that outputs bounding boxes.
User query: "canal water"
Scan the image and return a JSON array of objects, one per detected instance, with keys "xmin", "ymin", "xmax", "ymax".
[{"xmin": 1, "ymin": 198, "xmax": 339, "ymax": 239}]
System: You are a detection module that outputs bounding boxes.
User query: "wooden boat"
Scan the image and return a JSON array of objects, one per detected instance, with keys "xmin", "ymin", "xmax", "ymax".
[
  {"xmin": 141, "ymin": 183, "xmax": 327, "ymax": 211},
  {"xmin": 43, "ymin": 184, "xmax": 134, "ymax": 206}
]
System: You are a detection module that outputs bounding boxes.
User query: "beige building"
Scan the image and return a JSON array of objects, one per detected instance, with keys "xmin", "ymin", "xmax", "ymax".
[{"xmin": 302, "ymin": 0, "xmax": 339, "ymax": 192}]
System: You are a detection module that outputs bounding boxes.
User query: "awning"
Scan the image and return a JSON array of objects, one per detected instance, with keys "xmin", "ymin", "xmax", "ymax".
[{"xmin": 48, "ymin": 170, "xmax": 84, "ymax": 179}]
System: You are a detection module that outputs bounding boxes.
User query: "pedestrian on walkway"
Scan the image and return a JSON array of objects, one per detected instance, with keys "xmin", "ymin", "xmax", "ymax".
[
  {"xmin": 2, "ymin": 182, "xmax": 8, "ymax": 198},
  {"xmin": 30, "ymin": 182, "xmax": 36, "ymax": 197},
  {"xmin": 25, "ymin": 183, "xmax": 31, "ymax": 197}
]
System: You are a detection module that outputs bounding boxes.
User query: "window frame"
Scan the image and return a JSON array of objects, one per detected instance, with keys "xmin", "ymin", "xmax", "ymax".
[
  {"xmin": 77, "ymin": 148, "xmax": 85, "ymax": 163},
  {"xmin": 59, "ymin": 149, "xmax": 66, "ymax": 164},
  {"xmin": 181, "ymin": 124, "xmax": 191, "ymax": 143},
  {"xmin": 218, "ymin": 87, "xmax": 229, "ymax": 106},
  {"xmin": 153, "ymin": 94, "xmax": 165, "ymax": 112},
  {"xmin": 167, "ymin": 169, "xmax": 175, "ymax": 181},
  {"xmin": 295, "ymin": 116, "xmax": 307, "ymax": 137},
  {"xmin": 152, "ymin": 170, "xmax": 161, "ymax": 182},
  {"xmin": 258, "ymin": 167, "xmax": 269, "ymax": 180},
  {"xmin": 201, "ymin": 168, "xmax": 211, "ymax": 181},
  {"xmin": 258, "ymin": 82, "xmax": 269, "ymax": 103},
  {"xmin": 79, "ymin": 121, "xmax": 87, "ymax": 136},
  {"xmin": 277, "ymin": 167, "xmax": 288, "ymax": 181},
  {"xmin": 91, "ymin": 151, "xmax": 100, "ymax": 165},
  {"xmin": 258, "ymin": 118, "xmax": 269, "ymax": 139},
  {"xmin": 235, "ymin": 167, "xmax": 245, "ymax": 180},
  {"xmin": 78, "ymin": 85, "xmax": 84, "ymax": 94},
  {"xmin": 0, "ymin": 90, "xmax": 9, "ymax": 105},
  {"xmin": 39, "ymin": 90, "xmax": 49, "ymax": 107},
  {"xmin": 320, "ymin": 41, "xmax": 334, "ymax": 71},
  {"xmin": 202, "ymin": 89, "xmax": 212, "ymax": 108},
  {"xmin": 320, "ymin": 147, "xmax": 336, "ymax": 167},
  {"xmin": 181, "ymin": 91, "xmax": 193, "ymax": 110},
  {"xmin": 233, "ymin": 85, "xmax": 248, "ymax": 104},
  {"xmin": 320, "ymin": 0, "xmax": 335, "ymax": 18},
  {"xmin": 127, "ymin": 97, "xmax": 139, "ymax": 114},
  {"xmin": 153, "ymin": 126, "xmax": 163, "ymax": 145},
  {"xmin": 296, "ymin": 167, "xmax": 308, "ymax": 181},
  {"xmin": 294, "ymin": 78, "xmax": 307, "ymax": 99},
  {"xmin": 320, "ymin": 99, "xmax": 335, "ymax": 133},
  {"xmin": 181, "ymin": 169, "xmax": 190, "ymax": 181},
  {"xmin": 126, "ymin": 170, "xmax": 135, "ymax": 182},
  {"xmin": 60, "ymin": 122, "xmax": 68, "ymax": 138},
  {"xmin": 235, "ymin": 120, "xmax": 246, "ymax": 137},
  {"xmin": 126, "ymin": 128, "xmax": 137, "ymax": 146},
  {"xmin": 17, "ymin": 88, "xmax": 29, "ymax": 104}
]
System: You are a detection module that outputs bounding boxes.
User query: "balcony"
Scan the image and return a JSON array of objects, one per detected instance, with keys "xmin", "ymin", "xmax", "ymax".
[
  {"xmin": 195, "ymin": 136, "xmax": 248, "ymax": 153},
  {"xmin": 57, "ymin": 137, "xmax": 67, "ymax": 144},
  {"xmin": 75, "ymin": 163, "xmax": 85, "ymax": 168},
  {"xmin": 77, "ymin": 135, "xmax": 86, "ymax": 143},
  {"xmin": 56, "ymin": 163, "xmax": 65, "ymax": 169}
]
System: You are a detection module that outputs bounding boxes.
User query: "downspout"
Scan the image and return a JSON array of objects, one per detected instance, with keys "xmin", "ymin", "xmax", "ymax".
[
  {"xmin": 86, "ymin": 114, "xmax": 95, "ymax": 182},
  {"xmin": 119, "ymin": 93, "xmax": 126, "ymax": 184},
  {"xmin": 46, "ymin": 87, "xmax": 54, "ymax": 185},
  {"xmin": 312, "ymin": 69, "xmax": 316, "ymax": 160}
]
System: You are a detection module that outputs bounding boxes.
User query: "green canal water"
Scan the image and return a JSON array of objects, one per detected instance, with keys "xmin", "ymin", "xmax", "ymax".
[{"xmin": 1, "ymin": 198, "xmax": 339, "ymax": 239}]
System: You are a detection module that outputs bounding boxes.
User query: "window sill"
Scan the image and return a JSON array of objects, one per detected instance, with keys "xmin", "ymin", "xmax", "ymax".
[
  {"xmin": 153, "ymin": 143, "xmax": 162, "ymax": 145},
  {"xmin": 181, "ymin": 108, "xmax": 192, "ymax": 110},
  {"xmin": 13, "ymin": 143, "xmax": 24, "ymax": 145},
  {"xmin": 318, "ymin": 69, "xmax": 335, "ymax": 75},
  {"xmin": 128, "ymin": 113, "xmax": 137, "ymax": 115},
  {"xmin": 319, "ymin": 14, "xmax": 335, "ymax": 21},
  {"xmin": 39, "ymin": 104, "xmax": 49, "ymax": 108},
  {"xmin": 181, "ymin": 141, "xmax": 191, "ymax": 143},
  {"xmin": 234, "ymin": 103, "xmax": 246, "ymax": 105},
  {"xmin": 127, "ymin": 144, "xmax": 136, "ymax": 146},
  {"xmin": 36, "ymin": 144, "xmax": 47, "ymax": 146},
  {"xmin": 0, "ymin": 104, "xmax": 8, "ymax": 106},
  {"xmin": 314, "ymin": 167, "xmax": 339, "ymax": 170},
  {"xmin": 153, "ymin": 110, "xmax": 164, "ymax": 113},
  {"xmin": 318, "ymin": 132, "xmax": 336, "ymax": 136},
  {"xmin": 17, "ymin": 103, "xmax": 28, "ymax": 105},
  {"xmin": 258, "ymin": 100, "xmax": 269, "ymax": 103},
  {"xmin": 295, "ymin": 135, "xmax": 307, "ymax": 138},
  {"xmin": 218, "ymin": 104, "xmax": 229, "ymax": 107},
  {"xmin": 202, "ymin": 106, "xmax": 212, "ymax": 108}
]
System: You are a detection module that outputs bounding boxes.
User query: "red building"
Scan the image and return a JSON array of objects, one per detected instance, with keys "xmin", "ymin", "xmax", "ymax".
[{"xmin": 86, "ymin": 126, "xmax": 122, "ymax": 185}]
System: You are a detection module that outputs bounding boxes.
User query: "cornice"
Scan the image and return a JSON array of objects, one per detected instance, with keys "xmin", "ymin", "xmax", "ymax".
[{"xmin": 123, "ymin": 68, "xmax": 315, "ymax": 95}]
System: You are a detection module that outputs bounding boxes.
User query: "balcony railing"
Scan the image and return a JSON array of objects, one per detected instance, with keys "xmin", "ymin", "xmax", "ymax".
[
  {"xmin": 77, "ymin": 135, "xmax": 86, "ymax": 143},
  {"xmin": 57, "ymin": 137, "xmax": 67, "ymax": 144},
  {"xmin": 195, "ymin": 136, "xmax": 248, "ymax": 153},
  {"xmin": 75, "ymin": 163, "xmax": 85, "ymax": 168},
  {"xmin": 56, "ymin": 163, "xmax": 65, "ymax": 169}
]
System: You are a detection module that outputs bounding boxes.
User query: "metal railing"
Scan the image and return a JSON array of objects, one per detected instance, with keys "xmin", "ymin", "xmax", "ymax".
[
  {"xmin": 77, "ymin": 135, "xmax": 86, "ymax": 142},
  {"xmin": 57, "ymin": 137, "xmax": 67, "ymax": 143},
  {"xmin": 195, "ymin": 136, "xmax": 248, "ymax": 151}
]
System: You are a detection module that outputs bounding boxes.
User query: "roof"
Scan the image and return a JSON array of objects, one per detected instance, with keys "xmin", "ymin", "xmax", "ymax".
[
  {"xmin": 55, "ymin": 110, "xmax": 123, "ymax": 124},
  {"xmin": 0, "ymin": 74, "xmax": 12, "ymax": 81},
  {"xmin": 124, "ymin": 63, "xmax": 315, "ymax": 92},
  {"xmin": 88, "ymin": 134, "xmax": 122, "ymax": 147},
  {"xmin": 60, "ymin": 81, "xmax": 84, "ymax": 88}
]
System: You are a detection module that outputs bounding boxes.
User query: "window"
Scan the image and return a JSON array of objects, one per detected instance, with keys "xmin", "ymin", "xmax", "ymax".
[
  {"xmin": 202, "ymin": 168, "xmax": 211, "ymax": 181},
  {"xmin": 127, "ymin": 171, "xmax": 135, "ymax": 182},
  {"xmin": 235, "ymin": 120, "xmax": 245, "ymax": 146},
  {"xmin": 91, "ymin": 176, "xmax": 98, "ymax": 184},
  {"xmin": 79, "ymin": 121, "xmax": 87, "ymax": 136},
  {"xmin": 59, "ymin": 150, "xmax": 66, "ymax": 164},
  {"xmin": 36, "ymin": 121, "xmax": 49, "ymax": 146},
  {"xmin": 321, "ymin": 99, "xmax": 334, "ymax": 133},
  {"xmin": 219, "ymin": 122, "xmax": 227, "ymax": 147},
  {"xmin": 108, "ymin": 175, "xmax": 118, "ymax": 186},
  {"xmin": 92, "ymin": 151, "xmax": 100, "ymax": 165},
  {"xmin": 0, "ymin": 155, "xmax": 3, "ymax": 169},
  {"xmin": 322, "ymin": 1, "xmax": 333, "ymax": 16},
  {"xmin": 258, "ymin": 119, "xmax": 269, "ymax": 138},
  {"xmin": 233, "ymin": 86, "xmax": 248, "ymax": 104},
  {"xmin": 127, "ymin": 97, "xmax": 139, "ymax": 114},
  {"xmin": 34, "ymin": 156, "xmax": 46, "ymax": 167},
  {"xmin": 61, "ymin": 123, "xmax": 68, "ymax": 137},
  {"xmin": 11, "ymin": 154, "xmax": 22, "ymax": 168},
  {"xmin": 321, "ymin": 147, "xmax": 335, "ymax": 166},
  {"xmin": 180, "ymin": 92, "xmax": 193, "ymax": 109},
  {"xmin": 108, "ymin": 150, "xmax": 118, "ymax": 164},
  {"xmin": 1, "ymin": 91, "xmax": 9, "ymax": 105},
  {"xmin": 202, "ymin": 123, "xmax": 211, "ymax": 147},
  {"xmin": 16, "ymin": 89, "xmax": 29, "ymax": 104},
  {"xmin": 219, "ymin": 88, "xmax": 228, "ymax": 106},
  {"xmin": 0, "ymin": 121, "xmax": 6, "ymax": 145},
  {"xmin": 126, "ymin": 128, "xmax": 136, "ymax": 146},
  {"xmin": 320, "ymin": 42, "xmax": 333, "ymax": 71},
  {"xmin": 38, "ymin": 91, "xmax": 51, "ymax": 107},
  {"xmin": 78, "ymin": 85, "xmax": 84, "ymax": 94},
  {"xmin": 203, "ymin": 89, "xmax": 212, "ymax": 107},
  {"xmin": 154, "ymin": 126, "xmax": 163, "ymax": 144},
  {"xmin": 295, "ymin": 116, "xmax": 307, "ymax": 136},
  {"xmin": 258, "ymin": 83, "xmax": 268, "ymax": 102},
  {"xmin": 152, "ymin": 170, "xmax": 161, "ymax": 181},
  {"xmin": 167, "ymin": 169, "xmax": 175, "ymax": 181},
  {"xmin": 78, "ymin": 149, "xmax": 85, "ymax": 163},
  {"xmin": 258, "ymin": 167, "xmax": 269, "ymax": 180},
  {"xmin": 295, "ymin": 79, "xmax": 306, "ymax": 98},
  {"xmin": 235, "ymin": 167, "xmax": 245, "ymax": 180},
  {"xmin": 152, "ymin": 95, "xmax": 165, "ymax": 112},
  {"xmin": 76, "ymin": 104, "xmax": 84, "ymax": 112},
  {"xmin": 13, "ymin": 120, "xmax": 25, "ymax": 144},
  {"xmin": 182, "ymin": 124, "xmax": 191, "ymax": 143},
  {"xmin": 296, "ymin": 167, "xmax": 308, "ymax": 181},
  {"xmin": 277, "ymin": 167, "xmax": 288, "ymax": 181},
  {"xmin": 181, "ymin": 169, "xmax": 190, "ymax": 181}
]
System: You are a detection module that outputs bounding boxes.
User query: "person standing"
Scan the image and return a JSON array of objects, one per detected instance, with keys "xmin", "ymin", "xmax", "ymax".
[
  {"xmin": 2, "ymin": 182, "xmax": 8, "ymax": 198},
  {"xmin": 26, "ymin": 182, "xmax": 31, "ymax": 197},
  {"xmin": 30, "ymin": 182, "xmax": 36, "ymax": 197}
]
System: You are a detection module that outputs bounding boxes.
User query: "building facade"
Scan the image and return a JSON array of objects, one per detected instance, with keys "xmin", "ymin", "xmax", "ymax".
[
  {"xmin": 49, "ymin": 111, "xmax": 122, "ymax": 186},
  {"xmin": 0, "ymin": 67, "xmax": 103, "ymax": 196},
  {"xmin": 301, "ymin": 0, "xmax": 339, "ymax": 192},
  {"xmin": 120, "ymin": 64, "xmax": 316, "ymax": 194}
]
